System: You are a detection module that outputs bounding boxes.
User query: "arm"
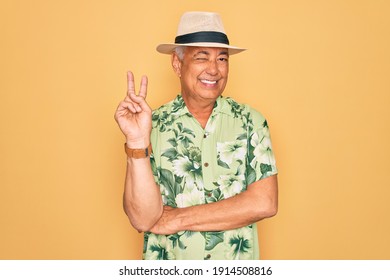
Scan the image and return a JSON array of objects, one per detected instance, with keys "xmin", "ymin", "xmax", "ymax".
[
  {"xmin": 123, "ymin": 155, "xmax": 163, "ymax": 232},
  {"xmin": 114, "ymin": 71, "xmax": 163, "ymax": 232},
  {"xmin": 149, "ymin": 174, "xmax": 278, "ymax": 235}
]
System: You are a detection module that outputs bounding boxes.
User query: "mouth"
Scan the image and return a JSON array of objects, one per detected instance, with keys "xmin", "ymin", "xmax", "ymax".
[{"xmin": 200, "ymin": 79, "xmax": 218, "ymax": 85}]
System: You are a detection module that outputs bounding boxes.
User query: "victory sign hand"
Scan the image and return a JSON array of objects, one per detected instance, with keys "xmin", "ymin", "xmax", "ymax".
[{"xmin": 114, "ymin": 71, "xmax": 152, "ymax": 148}]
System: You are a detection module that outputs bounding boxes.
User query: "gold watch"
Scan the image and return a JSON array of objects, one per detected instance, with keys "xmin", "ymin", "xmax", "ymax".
[{"xmin": 124, "ymin": 143, "xmax": 152, "ymax": 158}]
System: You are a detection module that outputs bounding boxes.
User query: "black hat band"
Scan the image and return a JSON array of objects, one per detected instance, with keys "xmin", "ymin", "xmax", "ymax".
[{"xmin": 175, "ymin": 31, "xmax": 230, "ymax": 45}]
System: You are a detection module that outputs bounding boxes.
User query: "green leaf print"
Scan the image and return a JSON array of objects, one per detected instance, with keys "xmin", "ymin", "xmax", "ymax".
[
  {"xmin": 161, "ymin": 148, "xmax": 178, "ymax": 161},
  {"xmin": 159, "ymin": 168, "xmax": 177, "ymax": 207},
  {"xmin": 177, "ymin": 122, "xmax": 183, "ymax": 132},
  {"xmin": 171, "ymin": 96, "xmax": 185, "ymax": 113},
  {"xmin": 169, "ymin": 232, "xmax": 189, "ymax": 250},
  {"xmin": 205, "ymin": 188, "xmax": 223, "ymax": 203},
  {"xmin": 229, "ymin": 236, "xmax": 251, "ymax": 259},
  {"xmin": 175, "ymin": 122, "xmax": 195, "ymax": 148},
  {"xmin": 150, "ymin": 154, "xmax": 158, "ymax": 177},
  {"xmin": 168, "ymin": 234, "xmax": 178, "ymax": 248},
  {"xmin": 246, "ymin": 166, "xmax": 257, "ymax": 185},
  {"xmin": 178, "ymin": 239, "xmax": 187, "ymax": 250},
  {"xmin": 152, "ymin": 110, "xmax": 172, "ymax": 133},
  {"xmin": 260, "ymin": 163, "xmax": 272, "ymax": 176},
  {"xmin": 217, "ymin": 158, "xmax": 230, "ymax": 169},
  {"xmin": 226, "ymin": 98, "xmax": 245, "ymax": 118},
  {"xmin": 237, "ymin": 133, "xmax": 247, "ymax": 141},
  {"xmin": 143, "ymin": 233, "xmax": 149, "ymax": 254},
  {"xmin": 149, "ymin": 244, "xmax": 170, "ymax": 260},
  {"xmin": 167, "ymin": 138, "xmax": 178, "ymax": 147},
  {"xmin": 201, "ymin": 231, "xmax": 224, "ymax": 251},
  {"xmin": 182, "ymin": 127, "xmax": 196, "ymax": 138}
]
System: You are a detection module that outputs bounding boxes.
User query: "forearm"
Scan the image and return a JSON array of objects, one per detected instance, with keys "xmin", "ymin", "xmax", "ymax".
[
  {"xmin": 151, "ymin": 175, "xmax": 278, "ymax": 234},
  {"xmin": 180, "ymin": 184, "xmax": 276, "ymax": 231},
  {"xmin": 123, "ymin": 156, "xmax": 163, "ymax": 232}
]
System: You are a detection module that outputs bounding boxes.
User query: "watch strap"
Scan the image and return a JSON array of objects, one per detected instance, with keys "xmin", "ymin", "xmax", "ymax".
[{"xmin": 124, "ymin": 143, "xmax": 152, "ymax": 158}]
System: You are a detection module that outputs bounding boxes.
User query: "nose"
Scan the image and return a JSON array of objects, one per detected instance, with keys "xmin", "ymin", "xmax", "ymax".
[{"xmin": 206, "ymin": 60, "xmax": 218, "ymax": 75}]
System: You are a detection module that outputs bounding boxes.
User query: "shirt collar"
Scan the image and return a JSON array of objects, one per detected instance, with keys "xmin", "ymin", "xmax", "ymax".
[{"xmin": 173, "ymin": 94, "xmax": 235, "ymax": 118}]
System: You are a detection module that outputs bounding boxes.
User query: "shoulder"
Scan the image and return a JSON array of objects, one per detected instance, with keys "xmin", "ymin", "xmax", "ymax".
[
  {"xmin": 151, "ymin": 95, "xmax": 188, "ymax": 131},
  {"xmin": 152, "ymin": 95, "xmax": 185, "ymax": 116},
  {"xmin": 221, "ymin": 96, "xmax": 267, "ymax": 126},
  {"xmin": 152, "ymin": 99, "xmax": 174, "ymax": 117}
]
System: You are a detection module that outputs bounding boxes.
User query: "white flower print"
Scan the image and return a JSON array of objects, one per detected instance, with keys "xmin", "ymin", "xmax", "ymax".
[
  {"xmin": 175, "ymin": 187, "xmax": 204, "ymax": 208},
  {"xmin": 250, "ymin": 131, "xmax": 276, "ymax": 168},
  {"xmin": 217, "ymin": 140, "xmax": 246, "ymax": 166},
  {"xmin": 172, "ymin": 155, "xmax": 204, "ymax": 190},
  {"xmin": 216, "ymin": 174, "xmax": 245, "ymax": 198}
]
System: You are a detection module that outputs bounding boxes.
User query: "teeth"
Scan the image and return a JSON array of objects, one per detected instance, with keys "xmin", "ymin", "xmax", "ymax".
[{"xmin": 201, "ymin": 80, "xmax": 217, "ymax": 84}]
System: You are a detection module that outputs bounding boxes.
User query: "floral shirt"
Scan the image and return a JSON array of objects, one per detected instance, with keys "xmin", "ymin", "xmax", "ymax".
[{"xmin": 144, "ymin": 95, "xmax": 277, "ymax": 260}]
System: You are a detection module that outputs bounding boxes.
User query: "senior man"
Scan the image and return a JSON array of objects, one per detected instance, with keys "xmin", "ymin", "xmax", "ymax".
[{"xmin": 115, "ymin": 11, "xmax": 278, "ymax": 260}]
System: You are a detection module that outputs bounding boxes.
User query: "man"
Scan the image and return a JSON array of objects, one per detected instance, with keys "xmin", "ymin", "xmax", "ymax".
[{"xmin": 115, "ymin": 11, "xmax": 278, "ymax": 260}]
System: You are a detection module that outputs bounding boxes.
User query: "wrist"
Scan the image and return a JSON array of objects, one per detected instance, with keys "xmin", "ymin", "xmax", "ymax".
[
  {"xmin": 174, "ymin": 207, "xmax": 189, "ymax": 232},
  {"xmin": 125, "ymin": 138, "xmax": 150, "ymax": 149}
]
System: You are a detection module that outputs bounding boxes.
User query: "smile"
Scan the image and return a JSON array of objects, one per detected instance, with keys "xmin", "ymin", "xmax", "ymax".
[{"xmin": 200, "ymin": 79, "xmax": 217, "ymax": 85}]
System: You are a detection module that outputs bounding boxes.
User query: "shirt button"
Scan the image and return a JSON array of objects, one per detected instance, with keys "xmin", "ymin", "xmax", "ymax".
[
  {"xmin": 203, "ymin": 134, "xmax": 207, "ymax": 138},
  {"xmin": 204, "ymin": 162, "xmax": 209, "ymax": 167},
  {"xmin": 206, "ymin": 254, "xmax": 211, "ymax": 259}
]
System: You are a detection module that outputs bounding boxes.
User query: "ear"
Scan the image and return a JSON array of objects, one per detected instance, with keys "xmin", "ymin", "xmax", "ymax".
[{"xmin": 171, "ymin": 53, "xmax": 182, "ymax": 78}]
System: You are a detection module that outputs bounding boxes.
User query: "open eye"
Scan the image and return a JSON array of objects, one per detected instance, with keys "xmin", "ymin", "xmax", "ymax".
[{"xmin": 218, "ymin": 56, "xmax": 229, "ymax": 62}]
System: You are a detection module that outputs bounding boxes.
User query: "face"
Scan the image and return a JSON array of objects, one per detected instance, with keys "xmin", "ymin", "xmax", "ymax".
[{"xmin": 172, "ymin": 47, "xmax": 229, "ymax": 104}]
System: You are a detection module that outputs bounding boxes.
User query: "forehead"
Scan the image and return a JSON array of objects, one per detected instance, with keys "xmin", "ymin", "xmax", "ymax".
[{"xmin": 185, "ymin": 46, "xmax": 229, "ymax": 55}]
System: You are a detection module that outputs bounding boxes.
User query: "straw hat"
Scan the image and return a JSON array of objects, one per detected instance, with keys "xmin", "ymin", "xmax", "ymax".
[{"xmin": 156, "ymin": 11, "xmax": 246, "ymax": 55}]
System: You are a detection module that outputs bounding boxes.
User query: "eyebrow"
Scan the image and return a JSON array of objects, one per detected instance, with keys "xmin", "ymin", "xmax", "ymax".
[
  {"xmin": 194, "ymin": 50, "xmax": 229, "ymax": 56},
  {"xmin": 194, "ymin": 51, "xmax": 209, "ymax": 56},
  {"xmin": 219, "ymin": 51, "xmax": 229, "ymax": 56}
]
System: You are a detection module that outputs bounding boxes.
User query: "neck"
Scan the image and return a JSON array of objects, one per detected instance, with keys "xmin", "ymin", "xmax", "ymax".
[{"xmin": 182, "ymin": 95, "xmax": 216, "ymax": 129}]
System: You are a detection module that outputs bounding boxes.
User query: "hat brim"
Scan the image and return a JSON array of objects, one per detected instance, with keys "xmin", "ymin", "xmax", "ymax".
[{"xmin": 156, "ymin": 42, "xmax": 246, "ymax": 55}]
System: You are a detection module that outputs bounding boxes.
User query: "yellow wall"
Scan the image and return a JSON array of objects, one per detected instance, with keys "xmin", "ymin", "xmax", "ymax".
[{"xmin": 1, "ymin": 0, "xmax": 389, "ymax": 259}]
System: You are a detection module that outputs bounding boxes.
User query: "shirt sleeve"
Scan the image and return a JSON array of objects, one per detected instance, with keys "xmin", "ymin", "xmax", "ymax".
[{"xmin": 246, "ymin": 108, "xmax": 278, "ymax": 183}]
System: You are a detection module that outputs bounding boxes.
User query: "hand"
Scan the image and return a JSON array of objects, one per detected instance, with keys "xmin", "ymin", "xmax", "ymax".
[
  {"xmin": 114, "ymin": 71, "xmax": 152, "ymax": 148},
  {"xmin": 149, "ymin": 205, "xmax": 181, "ymax": 235}
]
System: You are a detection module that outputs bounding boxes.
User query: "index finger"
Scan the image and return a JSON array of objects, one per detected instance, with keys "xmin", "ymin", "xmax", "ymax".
[{"xmin": 127, "ymin": 71, "xmax": 135, "ymax": 96}]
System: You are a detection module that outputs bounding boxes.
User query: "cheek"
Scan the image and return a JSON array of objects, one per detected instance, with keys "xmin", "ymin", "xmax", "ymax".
[
  {"xmin": 220, "ymin": 64, "xmax": 229, "ymax": 75},
  {"xmin": 188, "ymin": 63, "xmax": 206, "ymax": 74}
]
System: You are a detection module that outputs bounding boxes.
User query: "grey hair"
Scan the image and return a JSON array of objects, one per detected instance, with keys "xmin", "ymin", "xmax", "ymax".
[{"xmin": 174, "ymin": 46, "xmax": 186, "ymax": 60}]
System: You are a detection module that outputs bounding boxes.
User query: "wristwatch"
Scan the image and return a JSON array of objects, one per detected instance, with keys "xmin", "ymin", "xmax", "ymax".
[{"xmin": 124, "ymin": 143, "xmax": 152, "ymax": 158}]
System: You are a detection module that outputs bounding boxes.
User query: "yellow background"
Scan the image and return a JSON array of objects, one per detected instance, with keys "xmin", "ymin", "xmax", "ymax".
[{"xmin": 1, "ymin": 0, "xmax": 389, "ymax": 259}]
